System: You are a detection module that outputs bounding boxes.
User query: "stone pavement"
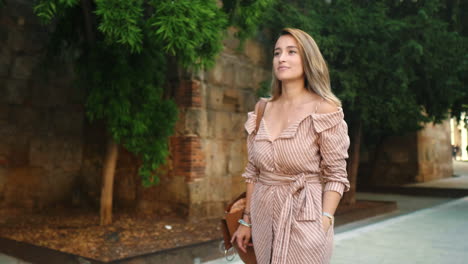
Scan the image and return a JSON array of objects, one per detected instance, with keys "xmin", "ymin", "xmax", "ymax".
[
  {"xmin": 204, "ymin": 194, "xmax": 466, "ymax": 264},
  {"xmin": 331, "ymin": 196, "xmax": 468, "ymax": 264},
  {"xmin": 0, "ymin": 253, "xmax": 30, "ymax": 264}
]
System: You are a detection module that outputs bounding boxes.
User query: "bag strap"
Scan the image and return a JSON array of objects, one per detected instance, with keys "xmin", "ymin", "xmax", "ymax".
[{"xmin": 254, "ymin": 99, "xmax": 268, "ymax": 134}]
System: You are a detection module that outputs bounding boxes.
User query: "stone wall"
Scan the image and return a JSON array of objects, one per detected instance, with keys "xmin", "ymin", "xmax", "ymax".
[
  {"xmin": 181, "ymin": 29, "xmax": 272, "ymax": 219},
  {"xmin": 358, "ymin": 120, "xmax": 453, "ymax": 187},
  {"xmin": 0, "ymin": 0, "xmax": 85, "ymax": 209},
  {"xmin": 417, "ymin": 120, "xmax": 453, "ymax": 182},
  {"xmin": 358, "ymin": 133, "xmax": 419, "ymax": 187},
  {"xmin": 0, "ymin": 0, "xmax": 272, "ymax": 219}
]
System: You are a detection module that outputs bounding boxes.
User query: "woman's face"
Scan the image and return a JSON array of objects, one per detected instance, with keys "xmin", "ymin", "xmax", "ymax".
[{"xmin": 273, "ymin": 34, "xmax": 304, "ymax": 82}]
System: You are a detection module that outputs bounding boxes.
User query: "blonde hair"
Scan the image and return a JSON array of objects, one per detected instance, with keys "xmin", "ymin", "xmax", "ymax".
[{"xmin": 270, "ymin": 28, "xmax": 341, "ymax": 107}]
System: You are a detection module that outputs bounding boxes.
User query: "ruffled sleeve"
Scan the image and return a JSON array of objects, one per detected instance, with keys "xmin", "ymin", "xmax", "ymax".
[
  {"xmin": 312, "ymin": 108, "xmax": 351, "ymax": 196},
  {"xmin": 241, "ymin": 111, "xmax": 260, "ymax": 183}
]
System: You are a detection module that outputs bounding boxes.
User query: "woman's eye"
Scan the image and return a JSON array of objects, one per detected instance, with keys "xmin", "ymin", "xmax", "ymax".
[
  {"xmin": 289, "ymin": 50, "xmax": 296, "ymax": 54},
  {"xmin": 274, "ymin": 52, "xmax": 280, "ymax": 56}
]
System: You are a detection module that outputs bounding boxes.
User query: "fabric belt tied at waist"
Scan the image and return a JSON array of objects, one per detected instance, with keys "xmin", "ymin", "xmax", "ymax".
[{"xmin": 258, "ymin": 171, "xmax": 321, "ymax": 264}]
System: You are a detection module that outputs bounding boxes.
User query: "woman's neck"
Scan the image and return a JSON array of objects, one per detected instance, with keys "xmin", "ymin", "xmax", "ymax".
[{"xmin": 280, "ymin": 79, "xmax": 313, "ymax": 105}]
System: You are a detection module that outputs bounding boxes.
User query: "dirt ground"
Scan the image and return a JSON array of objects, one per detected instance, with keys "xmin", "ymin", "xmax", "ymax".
[
  {"xmin": 0, "ymin": 208, "xmax": 222, "ymax": 262},
  {"xmin": 0, "ymin": 200, "xmax": 396, "ymax": 262}
]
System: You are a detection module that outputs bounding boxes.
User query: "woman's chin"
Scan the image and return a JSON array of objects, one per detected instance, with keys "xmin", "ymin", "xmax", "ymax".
[{"xmin": 276, "ymin": 75, "xmax": 302, "ymax": 82}]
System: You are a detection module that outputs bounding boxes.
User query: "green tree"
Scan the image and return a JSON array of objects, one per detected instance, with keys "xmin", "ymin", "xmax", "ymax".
[{"xmin": 32, "ymin": 0, "xmax": 275, "ymax": 224}]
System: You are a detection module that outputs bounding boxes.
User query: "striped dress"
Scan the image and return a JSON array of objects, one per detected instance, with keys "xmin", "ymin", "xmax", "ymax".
[{"xmin": 242, "ymin": 107, "xmax": 350, "ymax": 264}]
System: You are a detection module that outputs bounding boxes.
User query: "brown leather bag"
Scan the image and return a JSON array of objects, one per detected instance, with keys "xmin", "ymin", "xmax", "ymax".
[{"xmin": 220, "ymin": 99, "xmax": 267, "ymax": 263}]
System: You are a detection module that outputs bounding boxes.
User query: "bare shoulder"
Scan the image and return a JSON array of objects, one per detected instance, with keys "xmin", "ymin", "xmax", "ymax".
[{"xmin": 316, "ymin": 100, "xmax": 339, "ymax": 114}]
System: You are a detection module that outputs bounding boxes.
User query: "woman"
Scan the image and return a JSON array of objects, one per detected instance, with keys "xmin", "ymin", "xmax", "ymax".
[{"xmin": 231, "ymin": 28, "xmax": 350, "ymax": 264}]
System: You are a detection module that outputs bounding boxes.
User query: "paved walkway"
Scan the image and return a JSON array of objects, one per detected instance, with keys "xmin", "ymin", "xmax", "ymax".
[
  {"xmin": 0, "ymin": 254, "xmax": 30, "ymax": 264},
  {"xmin": 331, "ymin": 196, "xmax": 468, "ymax": 264},
  {"xmin": 206, "ymin": 196, "xmax": 468, "ymax": 264}
]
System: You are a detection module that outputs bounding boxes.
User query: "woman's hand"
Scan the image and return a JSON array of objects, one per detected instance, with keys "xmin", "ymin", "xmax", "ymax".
[
  {"xmin": 321, "ymin": 215, "xmax": 332, "ymax": 233},
  {"xmin": 230, "ymin": 224, "xmax": 253, "ymax": 253}
]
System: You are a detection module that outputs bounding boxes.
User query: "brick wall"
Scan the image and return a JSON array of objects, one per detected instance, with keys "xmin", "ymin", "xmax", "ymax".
[{"xmin": 171, "ymin": 136, "xmax": 206, "ymax": 182}]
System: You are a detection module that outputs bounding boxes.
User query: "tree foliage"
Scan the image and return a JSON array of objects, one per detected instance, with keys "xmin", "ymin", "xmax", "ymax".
[
  {"xmin": 223, "ymin": 0, "xmax": 276, "ymax": 43},
  {"xmin": 261, "ymin": 0, "xmax": 467, "ymax": 139},
  {"xmin": 32, "ymin": 0, "xmax": 275, "ymax": 186}
]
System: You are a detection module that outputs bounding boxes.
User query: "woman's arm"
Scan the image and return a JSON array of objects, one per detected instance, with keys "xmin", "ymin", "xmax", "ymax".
[
  {"xmin": 232, "ymin": 177, "xmax": 255, "ymax": 254},
  {"xmin": 231, "ymin": 101, "xmax": 262, "ymax": 253},
  {"xmin": 315, "ymin": 102, "xmax": 351, "ymax": 230},
  {"xmin": 322, "ymin": 191, "xmax": 341, "ymax": 230},
  {"xmin": 243, "ymin": 182, "xmax": 255, "ymax": 223}
]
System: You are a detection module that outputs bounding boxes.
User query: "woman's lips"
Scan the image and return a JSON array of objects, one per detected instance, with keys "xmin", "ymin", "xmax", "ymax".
[{"xmin": 278, "ymin": 66, "xmax": 289, "ymax": 71}]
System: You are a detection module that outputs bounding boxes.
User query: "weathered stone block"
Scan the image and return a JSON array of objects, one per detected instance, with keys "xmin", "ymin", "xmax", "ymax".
[
  {"xmin": 205, "ymin": 57, "xmax": 224, "ymax": 86},
  {"xmin": 0, "ymin": 48, "xmax": 12, "ymax": 77},
  {"xmin": 244, "ymin": 39, "xmax": 267, "ymax": 65},
  {"xmin": 220, "ymin": 56, "xmax": 236, "ymax": 87},
  {"xmin": 188, "ymin": 201, "xmax": 224, "ymax": 219},
  {"xmin": 0, "ymin": 167, "xmax": 48, "ymax": 209},
  {"xmin": 9, "ymin": 105, "xmax": 42, "ymax": 136},
  {"xmin": 222, "ymin": 88, "xmax": 240, "ymax": 112},
  {"xmin": 0, "ymin": 27, "xmax": 8, "ymax": 44},
  {"xmin": 29, "ymin": 137, "xmax": 83, "ymax": 171},
  {"xmin": 417, "ymin": 120, "xmax": 452, "ymax": 182},
  {"xmin": 231, "ymin": 174, "xmax": 246, "ymax": 201},
  {"xmin": 188, "ymin": 177, "xmax": 231, "ymax": 204},
  {"xmin": 252, "ymin": 67, "xmax": 271, "ymax": 88},
  {"xmin": 228, "ymin": 140, "xmax": 245, "ymax": 175},
  {"xmin": 8, "ymin": 136, "xmax": 29, "ymax": 167},
  {"xmin": 207, "ymin": 111, "xmax": 244, "ymax": 140},
  {"xmin": 114, "ymin": 168, "xmax": 138, "ymax": 208},
  {"xmin": 51, "ymin": 110, "xmax": 84, "ymax": 137},
  {"xmin": 0, "ymin": 104, "xmax": 10, "ymax": 121},
  {"xmin": 11, "ymin": 55, "xmax": 38, "ymax": 79},
  {"xmin": 2, "ymin": 79, "xmax": 29, "ymax": 104},
  {"xmin": 137, "ymin": 174, "xmax": 190, "ymax": 215},
  {"xmin": 184, "ymin": 108, "xmax": 207, "ymax": 137},
  {"xmin": 239, "ymin": 90, "xmax": 258, "ymax": 113},
  {"xmin": 206, "ymin": 84, "xmax": 224, "ymax": 110},
  {"xmin": 222, "ymin": 27, "xmax": 240, "ymax": 52},
  {"xmin": 188, "ymin": 179, "xmax": 208, "ymax": 202},
  {"xmin": 8, "ymin": 29, "xmax": 47, "ymax": 53},
  {"xmin": 204, "ymin": 139, "xmax": 228, "ymax": 177},
  {"xmin": 234, "ymin": 63, "xmax": 255, "ymax": 89},
  {"xmin": 45, "ymin": 169, "xmax": 78, "ymax": 205},
  {"xmin": 7, "ymin": 29, "xmax": 26, "ymax": 52}
]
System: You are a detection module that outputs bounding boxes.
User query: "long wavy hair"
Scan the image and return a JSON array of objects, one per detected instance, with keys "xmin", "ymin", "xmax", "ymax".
[{"xmin": 270, "ymin": 28, "xmax": 341, "ymax": 107}]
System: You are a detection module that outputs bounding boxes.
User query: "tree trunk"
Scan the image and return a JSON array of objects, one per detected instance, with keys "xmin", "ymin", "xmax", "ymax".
[
  {"xmin": 80, "ymin": 0, "xmax": 95, "ymax": 45},
  {"xmin": 79, "ymin": 0, "xmax": 120, "ymax": 226},
  {"xmin": 341, "ymin": 117, "xmax": 362, "ymax": 205},
  {"xmin": 100, "ymin": 137, "xmax": 119, "ymax": 225}
]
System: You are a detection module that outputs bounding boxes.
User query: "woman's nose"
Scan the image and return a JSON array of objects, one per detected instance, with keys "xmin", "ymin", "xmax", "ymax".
[{"xmin": 278, "ymin": 52, "xmax": 286, "ymax": 62}]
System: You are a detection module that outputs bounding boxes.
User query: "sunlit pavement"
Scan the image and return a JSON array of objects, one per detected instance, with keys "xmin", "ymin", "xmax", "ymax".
[
  {"xmin": 205, "ymin": 195, "xmax": 468, "ymax": 264},
  {"xmin": 330, "ymin": 196, "xmax": 468, "ymax": 264}
]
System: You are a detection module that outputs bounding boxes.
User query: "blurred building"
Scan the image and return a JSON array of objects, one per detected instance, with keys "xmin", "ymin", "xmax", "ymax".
[{"xmin": 451, "ymin": 114, "xmax": 468, "ymax": 161}]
